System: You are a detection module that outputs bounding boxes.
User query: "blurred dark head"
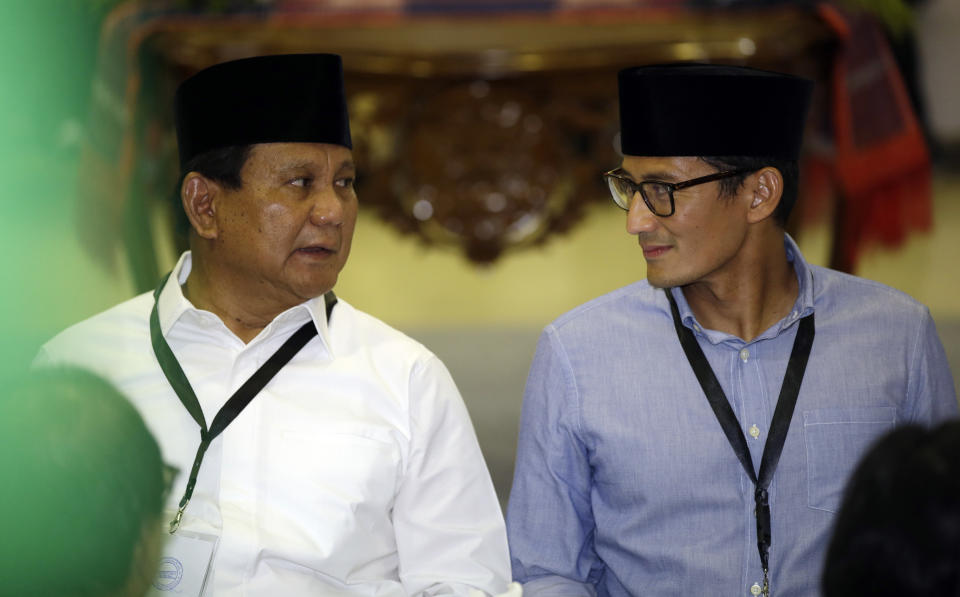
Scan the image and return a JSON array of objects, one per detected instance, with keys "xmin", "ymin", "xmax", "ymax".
[
  {"xmin": 822, "ymin": 420, "xmax": 960, "ymax": 596},
  {"xmin": 0, "ymin": 367, "xmax": 166, "ymax": 597}
]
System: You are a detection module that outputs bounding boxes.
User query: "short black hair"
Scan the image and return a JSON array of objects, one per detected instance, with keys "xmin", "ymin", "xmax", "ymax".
[
  {"xmin": 174, "ymin": 144, "xmax": 252, "ymax": 235},
  {"xmin": 699, "ymin": 156, "xmax": 799, "ymax": 227},
  {"xmin": 178, "ymin": 143, "xmax": 252, "ymax": 191},
  {"xmin": 822, "ymin": 421, "xmax": 960, "ymax": 596}
]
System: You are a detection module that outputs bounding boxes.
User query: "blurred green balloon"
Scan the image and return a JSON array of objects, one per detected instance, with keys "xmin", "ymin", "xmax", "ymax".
[{"xmin": 0, "ymin": 1, "xmax": 111, "ymax": 377}]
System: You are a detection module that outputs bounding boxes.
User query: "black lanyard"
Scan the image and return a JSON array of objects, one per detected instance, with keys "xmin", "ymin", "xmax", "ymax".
[
  {"xmin": 149, "ymin": 272, "xmax": 337, "ymax": 533},
  {"xmin": 666, "ymin": 290, "xmax": 814, "ymax": 597}
]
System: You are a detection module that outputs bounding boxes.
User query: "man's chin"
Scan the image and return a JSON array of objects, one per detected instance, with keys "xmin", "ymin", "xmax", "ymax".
[
  {"xmin": 284, "ymin": 278, "xmax": 336, "ymax": 305},
  {"xmin": 644, "ymin": 268, "xmax": 671, "ymax": 289},
  {"xmin": 304, "ymin": 282, "xmax": 336, "ymax": 300},
  {"xmin": 288, "ymin": 266, "xmax": 342, "ymax": 299},
  {"xmin": 645, "ymin": 270, "xmax": 688, "ymax": 290}
]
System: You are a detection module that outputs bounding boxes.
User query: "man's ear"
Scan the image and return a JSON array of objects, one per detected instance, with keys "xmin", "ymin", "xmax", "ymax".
[
  {"xmin": 181, "ymin": 173, "xmax": 220, "ymax": 240},
  {"xmin": 746, "ymin": 167, "xmax": 783, "ymax": 225}
]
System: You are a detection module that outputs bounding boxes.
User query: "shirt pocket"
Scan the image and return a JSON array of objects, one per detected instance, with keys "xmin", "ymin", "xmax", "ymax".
[
  {"xmin": 261, "ymin": 428, "xmax": 403, "ymax": 571},
  {"xmin": 802, "ymin": 406, "xmax": 896, "ymax": 513},
  {"xmin": 271, "ymin": 429, "xmax": 402, "ymax": 512}
]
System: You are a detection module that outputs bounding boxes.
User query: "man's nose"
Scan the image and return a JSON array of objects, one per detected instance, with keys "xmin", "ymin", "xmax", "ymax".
[
  {"xmin": 625, "ymin": 193, "xmax": 658, "ymax": 235},
  {"xmin": 309, "ymin": 186, "xmax": 344, "ymax": 226}
]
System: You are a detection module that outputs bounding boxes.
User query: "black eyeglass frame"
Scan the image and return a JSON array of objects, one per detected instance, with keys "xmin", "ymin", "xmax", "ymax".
[{"xmin": 603, "ymin": 168, "xmax": 756, "ymax": 216}]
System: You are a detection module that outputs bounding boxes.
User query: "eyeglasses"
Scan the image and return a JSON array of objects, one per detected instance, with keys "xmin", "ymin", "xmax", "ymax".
[{"xmin": 603, "ymin": 168, "xmax": 755, "ymax": 216}]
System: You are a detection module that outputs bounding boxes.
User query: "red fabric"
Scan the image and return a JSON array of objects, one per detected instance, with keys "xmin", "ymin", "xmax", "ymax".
[{"xmin": 816, "ymin": 3, "xmax": 931, "ymax": 269}]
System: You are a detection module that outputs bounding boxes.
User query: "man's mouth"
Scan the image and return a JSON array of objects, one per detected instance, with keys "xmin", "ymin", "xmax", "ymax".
[
  {"xmin": 296, "ymin": 244, "xmax": 336, "ymax": 256},
  {"xmin": 641, "ymin": 244, "xmax": 670, "ymax": 259}
]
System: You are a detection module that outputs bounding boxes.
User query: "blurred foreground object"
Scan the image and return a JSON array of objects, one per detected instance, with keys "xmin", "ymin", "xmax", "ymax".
[
  {"xmin": 0, "ymin": 367, "xmax": 167, "ymax": 597},
  {"xmin": 822, "ymin": 420, "xmax": 960, "ymax": 596}
]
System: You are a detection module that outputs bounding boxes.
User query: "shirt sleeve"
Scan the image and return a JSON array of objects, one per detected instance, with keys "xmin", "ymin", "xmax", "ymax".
[
  {"xmin": 393, "ymin": 354, "xmax": 511, "ymax": 597},
  {"xmin": 506, "ymin": 326, "xmax": 601, "ymax": 597},
  {"xmin": 905, "ymin": 308, "xmax": 959, "ymax": 423}
]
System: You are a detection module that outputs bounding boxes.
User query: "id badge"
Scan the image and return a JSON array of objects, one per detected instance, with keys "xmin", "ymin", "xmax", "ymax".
[{"xmin": 147, "ymin": 530, "xmax": 219, "ymax": 596}]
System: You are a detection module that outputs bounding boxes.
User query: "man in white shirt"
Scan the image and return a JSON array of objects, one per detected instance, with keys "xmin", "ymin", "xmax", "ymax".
[{"xmin": 37, "ymin": 53, "xmax": 510, "ymax": 597}]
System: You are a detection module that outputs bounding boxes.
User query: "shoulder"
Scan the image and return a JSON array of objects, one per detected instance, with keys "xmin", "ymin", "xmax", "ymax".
[
  {"xmin": 330, "ymin": 298, "xmax": 439, "ymax": 369},
  {"xmin": 810, "ymin": 265, "xmax": 931, "ymax": 323},
  {"xmin": 39, "ymin": 292, "xmax": 154, "ymax": 363},
  {"xmin": 547, "ymin": 279, "xmax": 667, "ymax": 339},
  {"xmin": 328, "ymin": 299, "xmax": 465, "ymax": 419}
]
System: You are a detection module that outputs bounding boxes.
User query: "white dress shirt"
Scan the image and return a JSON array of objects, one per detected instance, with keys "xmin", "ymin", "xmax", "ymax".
[{"xmin": 38, "ymin": 252, "xmax": 510, "ymax": 596}]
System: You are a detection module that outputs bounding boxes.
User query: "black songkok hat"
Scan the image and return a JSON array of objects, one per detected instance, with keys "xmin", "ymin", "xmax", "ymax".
[
  {"xmin": 617, "ymin": 63, "xmax": 813, "ymax": 159},
  {"xmin": 174, "ymin": 53, "xmax": 352, "ymax": 168}
]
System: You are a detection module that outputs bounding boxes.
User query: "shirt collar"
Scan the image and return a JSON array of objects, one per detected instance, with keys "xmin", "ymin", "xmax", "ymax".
[
  {"xmin": 668, "ymin": 233, "xmax": 815, "ymax": 345},
  {"xmin": 784, "ymin": 233, "xmax": 815, "ymax": 320},
  {"xmin": 155, "ymin": 251, "xmax": 335, "ymax": 356}
]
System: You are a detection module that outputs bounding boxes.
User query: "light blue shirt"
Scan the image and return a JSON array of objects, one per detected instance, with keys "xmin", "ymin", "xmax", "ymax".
[{"xmin": 507, "ymin": 236, "xmax": 958, "ymax": 597}]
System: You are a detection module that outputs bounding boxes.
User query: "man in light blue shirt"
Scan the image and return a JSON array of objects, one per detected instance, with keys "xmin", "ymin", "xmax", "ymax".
[{"xmin": 506, "ymin": 64, "xmax": 958, "ymax": 597}]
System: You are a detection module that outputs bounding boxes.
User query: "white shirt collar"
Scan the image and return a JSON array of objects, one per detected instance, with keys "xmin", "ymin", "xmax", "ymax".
[{"xmin": 155, "ymin": 251, "xmax": 335, "ymax": 356}]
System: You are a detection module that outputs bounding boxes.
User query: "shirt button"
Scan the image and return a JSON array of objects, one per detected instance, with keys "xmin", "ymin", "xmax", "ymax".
[
  {"xmin": 749, "ymin": 424, "xmax": 761, "ymax": 439},
  {"xmin": 750, "ymin": 583, "xmax": 762, "ymax": 596},
  {"xmin": 739, "ymin": 348, "xmax": 750, "ymax": 362}
]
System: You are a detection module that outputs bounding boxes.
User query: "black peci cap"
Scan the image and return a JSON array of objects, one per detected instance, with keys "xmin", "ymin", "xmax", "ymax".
[
  {"xmin": 174, "ymin": 53, "xmax": 352, "ymax": 168},
  {"xmin": 617, "ymin": 63, "xmax": 813, "ymax": 159}
]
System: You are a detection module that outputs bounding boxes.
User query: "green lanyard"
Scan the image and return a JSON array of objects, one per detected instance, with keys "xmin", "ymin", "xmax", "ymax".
[{"xmin": 149, "ymin": 272, "xmax": 336, "ymax": 533}]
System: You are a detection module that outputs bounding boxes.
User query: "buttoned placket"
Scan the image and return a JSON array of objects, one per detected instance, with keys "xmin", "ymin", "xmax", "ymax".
[
  {"xmin": 690, "ymin": 321, "xmax": 774, "ymax": 597},
  {"xmin": 732, "ymin": 336, "xmax": 771, "ymax": 595},
  {"xmin": 676, "ymin": 276, "xmax": 814, "ymax": 597},
  {"xmin": 170, "ymin": 305, "xmax": 319, "ymax": 585},
  {"xmin": 231, "ymin": 312, "xmax": 317, "ymax": 581},
  {"xmin": 732, "ymin": 314, "xmax": 811, "ymax": 597},
  {"xmin": 227, "ymin": 336, "xmax": 266, "ymax": 580}
]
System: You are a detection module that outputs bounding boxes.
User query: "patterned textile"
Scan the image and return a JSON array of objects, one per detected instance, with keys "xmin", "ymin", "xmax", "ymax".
[{"xmin": 810, "ymin": 3, "xmax": 931, "ymax": 271}]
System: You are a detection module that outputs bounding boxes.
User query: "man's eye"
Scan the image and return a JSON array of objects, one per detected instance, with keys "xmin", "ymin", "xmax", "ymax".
[
  {"xmin": 335, "ymin": 177, "xmax": 355, "ymax": 189},
  {"xmin": 648, "ymin": 183, "xmax": 670, "ymax": 197},
  {"xmin": 290, "ymin": 177, "xmax": 312, "ymax": 188}
]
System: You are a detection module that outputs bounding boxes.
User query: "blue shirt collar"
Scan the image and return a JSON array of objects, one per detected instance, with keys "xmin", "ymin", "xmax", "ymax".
[{"xmin": 668, "ymin": 233, "xmax": 815, "ymax": 346}]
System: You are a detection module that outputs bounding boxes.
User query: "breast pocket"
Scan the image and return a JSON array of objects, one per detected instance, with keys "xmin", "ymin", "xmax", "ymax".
[
  {"xmin": 262, "ymin": 428, "xmax": 403, "ymax": 570},
  {"xmin": 272, "ymin": 429, "xmax": 401, "ymax": 512},
  {"xmin": 802, "ymin": 407, "xmax": 896, "ymax": 513}
]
